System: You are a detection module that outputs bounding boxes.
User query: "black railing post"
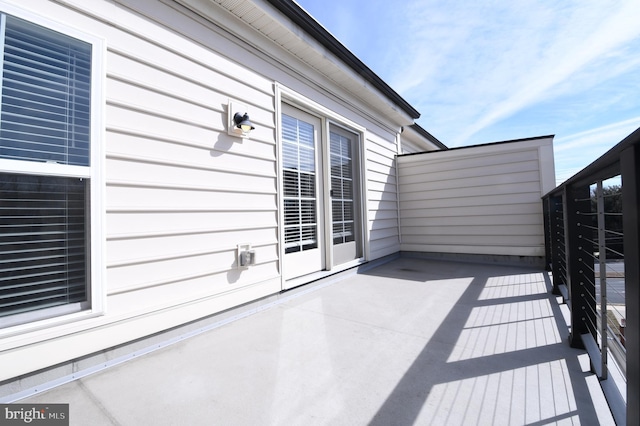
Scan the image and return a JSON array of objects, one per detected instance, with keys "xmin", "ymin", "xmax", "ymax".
[
  {"xmin": 621, "ymin": 144, "xmax": 640, "ymax": 426},
  {"xmin": 543, "ymin": 196, "xmax": 552, "ymax": 271},
  {"xmin": 565, "ymin": 184, "xmax": 595, "ymax": 348},
  {"xmin": 549, "ymin": 194, "xmax": 565, "ymax": 295}
]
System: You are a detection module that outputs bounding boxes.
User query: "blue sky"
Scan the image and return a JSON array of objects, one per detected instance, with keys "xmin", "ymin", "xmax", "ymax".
[{"xmin": 294, "ymin": 0, "xmax": 640, "ymax": 184}]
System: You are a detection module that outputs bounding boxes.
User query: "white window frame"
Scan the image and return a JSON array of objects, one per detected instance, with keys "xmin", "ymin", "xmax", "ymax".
[{"xmin": 0, "ymin": 2, "xmax": 105, "ymax": 337}]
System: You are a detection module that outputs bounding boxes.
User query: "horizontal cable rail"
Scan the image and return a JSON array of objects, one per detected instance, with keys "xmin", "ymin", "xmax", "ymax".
[{"xmin": 542, "ymin": 126, "xmax": 640, "ymax": 425}]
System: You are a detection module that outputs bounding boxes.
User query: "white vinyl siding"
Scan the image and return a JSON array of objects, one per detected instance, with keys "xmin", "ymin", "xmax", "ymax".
[
  {"xmin": 398, "ymin": 138, "xmax": 555, "ymax": 257},
  {"xmin": 366, "ymin": 134, "xmax": 400, "ymax": 259},
  {"xmin": 0, "ymin": 0, "xmax": 277, "ymax": 366},
  {"xmin": 101, "ymin": 28, "xmax": 278, "ymax": 305},
  {"xmin": 0, "ymin": 0, "xmax": 414, "ymax": 385}
]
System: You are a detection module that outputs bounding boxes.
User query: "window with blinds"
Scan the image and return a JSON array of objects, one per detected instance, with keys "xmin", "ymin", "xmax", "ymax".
[
  {"xmin": 0, "ymin": 12, "xmax": 93, "ymax": 326},
  {"xmin": 0, "ymin": 15, "xmax": 91, "ymax": 165},
  {"xmin": 330, "ymin": 131, "xmax": 355, "ymax": 245},
  {"xmin": 282, "ymin": 114, "xmax": 318, "ymax": 254}
]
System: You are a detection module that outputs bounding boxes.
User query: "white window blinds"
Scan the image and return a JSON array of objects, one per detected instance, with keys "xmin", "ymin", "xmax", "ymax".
[
  {"xmin": 330, "ymin": 131, "xmax": 355, "ymax": 245},
  {"xmin": 0, "ymin": 13, "xmax": 92, "ymax": 325},
  {"xmin": 0, "ymin": 15, "xmax": 91, "ymax": 166},
  {"xmin": 282, "ymin": 114, "xmax": 318, "ymax": 253},
  {"xmin": 0, "ymin": 173, "xmax": 88, "ymax": 319}
]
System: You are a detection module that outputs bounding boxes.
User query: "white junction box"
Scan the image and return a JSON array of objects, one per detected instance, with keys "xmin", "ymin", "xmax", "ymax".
[{"xmin": 237, "ymin": 243, "xmax": 256, "ymax": 268}]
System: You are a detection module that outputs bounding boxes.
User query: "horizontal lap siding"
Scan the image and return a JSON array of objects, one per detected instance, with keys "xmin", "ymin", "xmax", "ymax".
[
  {"xmin": 366, "ymin": 134, "xmax": 400, "ymax": 259},
  {"xmin": 23, "ymin": 0, "xmax": 279, "ymax": 317},
  {"xmin": 100, "ymin": 16, "xmax": 278, "ymax": 312},
  {"xmin": 0, "ymin": 0, "xmax": 286, "ymax": 381},
  {"xmin": 0, "ymin": 0, "xmax": 413, "ymax": 383},
  {"xmin": 398, "ymin": 140, "xmax": 554, "ymax": 257}
]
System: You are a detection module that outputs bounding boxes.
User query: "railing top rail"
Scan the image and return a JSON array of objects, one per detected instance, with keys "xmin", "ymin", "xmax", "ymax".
[{"xmin": 544, "ymin": 126, "xmax": 640, "ymax": 198}]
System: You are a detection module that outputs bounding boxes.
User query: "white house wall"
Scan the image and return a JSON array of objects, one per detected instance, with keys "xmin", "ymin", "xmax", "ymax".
[
  {"xmin": 0, "ymin": 0, "xmax": 409, "ymax": 382},
  {"xmin": 366, "ymin": 133, "xmax": 401, "ymax": 259},
  {"xmin": 398, "ymin": 137, "xmax": 555, "ymax": 258}
]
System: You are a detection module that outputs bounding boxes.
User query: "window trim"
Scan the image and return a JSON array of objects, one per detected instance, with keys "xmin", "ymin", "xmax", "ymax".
[{"xmin": 0, "ymin": 2, "xmax": 105, "ymax": 337}]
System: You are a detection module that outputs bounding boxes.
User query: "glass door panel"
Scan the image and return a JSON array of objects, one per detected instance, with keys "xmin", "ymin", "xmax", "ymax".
[
  {"xmin": 330, "ymin": 125, "xmax": 361, "ymax": 265},
  {"xmin": 282, "ymin": 106, "xmax": 324, "ymax": 281}
]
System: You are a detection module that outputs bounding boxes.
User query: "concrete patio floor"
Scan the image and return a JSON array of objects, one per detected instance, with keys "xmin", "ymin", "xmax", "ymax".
[{"xmin": 17, "ymin": 256, "xmax": 615, "ymax": 425}]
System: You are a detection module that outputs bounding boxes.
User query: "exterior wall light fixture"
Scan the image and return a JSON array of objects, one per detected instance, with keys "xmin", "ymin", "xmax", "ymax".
[
  {"xmin": 233, "ymin": 112, "xmax": 255, "ymax": 135},
  {"xmin": 228, "ymin": 100, "xmax": 255, "ymax": 139}
]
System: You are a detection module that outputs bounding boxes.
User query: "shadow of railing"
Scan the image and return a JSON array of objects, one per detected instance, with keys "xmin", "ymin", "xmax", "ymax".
[{"xmin": 360, "ymin": 258, "xmax": 602, "ymax": 425}]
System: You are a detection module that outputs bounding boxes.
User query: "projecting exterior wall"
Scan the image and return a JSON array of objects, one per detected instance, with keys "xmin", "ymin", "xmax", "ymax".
[
  {"xmin": 0, "ymin": 0, "xmax": 418, "ymax": 385},
  {"xmin": 398, "ymin": 137, "xmax": 555, "ymax": 258}
]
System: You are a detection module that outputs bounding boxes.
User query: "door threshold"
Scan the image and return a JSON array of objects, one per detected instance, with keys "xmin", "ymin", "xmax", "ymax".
[{"xmin": 283, "ymin": 258, "xmax": 368, "ymax": 290}]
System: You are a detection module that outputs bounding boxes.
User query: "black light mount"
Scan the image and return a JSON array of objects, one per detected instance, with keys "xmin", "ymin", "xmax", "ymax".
[{"xmin": 233, "ymin": 112, "xmax": 255, "ymax": 134}]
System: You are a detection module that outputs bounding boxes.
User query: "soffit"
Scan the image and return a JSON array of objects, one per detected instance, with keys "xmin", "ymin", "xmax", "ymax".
[{"xmin": 201, "ymin": 0, "xmax": 417, "ymax": 126}]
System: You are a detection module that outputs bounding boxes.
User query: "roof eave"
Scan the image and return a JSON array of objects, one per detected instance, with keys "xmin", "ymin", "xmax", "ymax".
[
  {"xmin": 408, "ymin": 123, "xmax": 448, "ymax": 150},
  {"xmin": 265, "ymin": 0, "xmax": 420, "ymax": 120}
]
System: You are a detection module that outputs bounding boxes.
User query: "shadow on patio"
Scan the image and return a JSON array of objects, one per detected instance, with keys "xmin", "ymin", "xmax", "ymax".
[
  {"xmin": 365, "ymin": 257, "xmax": 609, "ymax": 425},
  {"xmin": 18, "ymin": 256, "xmax": 613, "ymax": 425}
]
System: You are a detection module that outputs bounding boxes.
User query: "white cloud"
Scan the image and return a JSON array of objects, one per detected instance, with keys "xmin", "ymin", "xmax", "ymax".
[
  {"xmin": 390, "ymin": 0, "xmax": 640, "ymax": 146},
  {"xmin": 297, "ymin": 0, "xmax": 640, "ymax": 181},
  {"xmin": 554, "ymin": 117, "xmax": 640, "ymax": 152},
  {"xmin": 553, "ymin": 117, "xmax": 640, "ymax": 183}
]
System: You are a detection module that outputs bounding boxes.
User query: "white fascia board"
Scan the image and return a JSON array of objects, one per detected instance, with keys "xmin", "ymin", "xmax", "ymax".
[{"xmin": 399, "ymin": 136, "xmax": 555, "ymax": 165}]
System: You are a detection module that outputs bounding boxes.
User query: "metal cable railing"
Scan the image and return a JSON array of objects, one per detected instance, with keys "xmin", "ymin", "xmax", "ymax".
[
  {"xmin": 542, "ymin": 127, "xmax": 640, "ymax": 425},
  {"xmin": 558, "ymin": 180, "xmax": 626, "ymax": 384},
  {"xmin": 594, "ymin": 182, "xmax": 626, "ymax": 379}
]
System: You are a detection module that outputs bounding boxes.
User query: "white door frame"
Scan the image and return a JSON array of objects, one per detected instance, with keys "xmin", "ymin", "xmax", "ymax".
[{"xmin": 276, "ymin": 84, "xmax": 369, "ymax": 290}]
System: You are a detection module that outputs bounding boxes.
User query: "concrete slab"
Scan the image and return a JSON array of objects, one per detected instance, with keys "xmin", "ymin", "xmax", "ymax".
[{"xmin": 19, "ymin": 257, "xmax": 615, "ymax": 425}]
